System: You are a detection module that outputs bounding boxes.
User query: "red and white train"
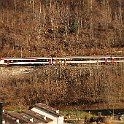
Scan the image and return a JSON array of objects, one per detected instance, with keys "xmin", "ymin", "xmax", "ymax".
[{"xmin": 0, "ymin": 56, "xmax": 124, "ymax": 66}]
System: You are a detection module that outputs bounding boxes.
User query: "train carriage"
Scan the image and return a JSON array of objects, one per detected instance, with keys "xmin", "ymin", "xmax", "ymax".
[
  {"xmin": 0, "ymin": 56, "xmax": 124, "ymax": 66},
  {"xmin": 0, "ymin": 57, "xmax": 52, "ymax": 66}
]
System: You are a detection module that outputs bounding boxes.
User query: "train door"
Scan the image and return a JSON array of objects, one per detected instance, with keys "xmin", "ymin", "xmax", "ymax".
[
  {"xmin": 112, "ymin": 58, "xmax": 115, "ymax": 64},
  {"xmin": 7, "ymin": 60, "xmax": 10, "ymax": 65},
  {"xmin": 105, "ymin": 58, "xmax": 108, "ymax": 64},
  {"xmin": 55, "ymin": 59, "xmax": 59, "ymax": 65},
  {"xmin": 49, "ymin": 58, "xmax": 53, "ymax": 65}
]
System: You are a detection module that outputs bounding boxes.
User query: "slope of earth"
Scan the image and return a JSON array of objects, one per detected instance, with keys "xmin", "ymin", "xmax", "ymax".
[
  {"xmin": 0, "ymin": 63, "xmax": 124, "ymax": 110},
  {"xmin": 0, "ymin": 0, "xmax": 124, "ymax": 57}
]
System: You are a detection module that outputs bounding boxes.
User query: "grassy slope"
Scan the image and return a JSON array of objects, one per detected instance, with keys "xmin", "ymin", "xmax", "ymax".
[{"xmin": 0, "ymin": 64, "xmax": 124, "ymax": 110}]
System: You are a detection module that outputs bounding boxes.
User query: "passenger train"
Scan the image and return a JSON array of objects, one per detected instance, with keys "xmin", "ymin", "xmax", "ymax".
[{"xmin": 0, "ymin": 56, "xmax": 124, "ymax": 66}]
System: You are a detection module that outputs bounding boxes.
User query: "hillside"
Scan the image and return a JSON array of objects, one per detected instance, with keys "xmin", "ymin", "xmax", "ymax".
[
  {"xmin": 0, "ymin": 0, "xmax": 124, "ymax": 109},
  {"xmin": 0, "ymin": 0, "xmax": 124, "ymax": 57},
  {"xmin": 0, "ymin": 64, "xmax": 124, "ymax": 110}
]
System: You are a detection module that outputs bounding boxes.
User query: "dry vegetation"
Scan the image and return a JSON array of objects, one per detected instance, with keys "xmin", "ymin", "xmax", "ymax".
[
  {"xmin": 0, "ymin": 0, "xmax": 124, "ymax": 57},
  {"xmin": 0, "ymin": 64, "xmax": 124, "ymax": 109},
  {"xmin": 0, "ymin": 0, "xmax": 124, "ymax": 109}
]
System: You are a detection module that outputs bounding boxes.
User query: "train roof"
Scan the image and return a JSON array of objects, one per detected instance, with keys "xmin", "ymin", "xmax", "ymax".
[
  {"xmin": 0, "ymin": 56, "xmax": 124, "ymax": 61},
  {"xmin": 0, "ymin": 58, "xmax": 37, "ymax": 60},
  {"xmin": 53, "ymin": 57, "xmax": 71, "ymax": 59},
  {"xmin": 68, "ymin": 56, "xmax": 124, "ymax": 59},
  {"xmin": 0, "ymin": 57, "xmax": 52, "ymax": 60},
  {"xmin": 0, "ymin": 57, "xmax": 71, "ymax": 60}
]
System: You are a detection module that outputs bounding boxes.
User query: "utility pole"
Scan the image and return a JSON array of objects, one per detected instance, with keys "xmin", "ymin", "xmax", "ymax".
[
  {"xmin": 89, "ymin": 0, "xmax": 94, "ymax": 40},
  {"xmin": 21, "ymin": 47, "xmax": 23, "ymax": 58},
  {"xmin": 0, "ymin": 102, "xmax": 3, "ymax": 124},
  {"xmin": 119, "ymin": 0, "xmax": 122, "ymax": 41},
  {"xmin": 112, "ymin": 104, "xmax": 114, "ymax": 120}
]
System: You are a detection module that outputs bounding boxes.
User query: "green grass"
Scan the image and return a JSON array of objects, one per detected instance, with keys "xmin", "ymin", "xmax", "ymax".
[{"xmin": 61, "ymin": 110, "xmax": 94, "ymax": 119}]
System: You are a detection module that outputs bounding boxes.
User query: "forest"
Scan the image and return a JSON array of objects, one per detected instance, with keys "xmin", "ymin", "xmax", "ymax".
[
  {"xmin": 0, "ymin": 0, "xmax": 124, "ymax": 109},
  {"xmin": 0, "ymin": 0, "xmax": 124, "ymax": 57}
]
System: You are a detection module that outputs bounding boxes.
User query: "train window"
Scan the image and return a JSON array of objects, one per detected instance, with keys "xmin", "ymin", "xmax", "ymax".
[
  {"xmin": 4, "ymin": 60, "xmax": 7, "ymax": 63},
  {"xmin": 10, "ymin": 60, "xmax": 13, "ymax": 63},
  {"xmin": 69, "ymin": 58, "xmax": 84, "ymax": 61},
  {"xmin": 35, "ymin": 59, "xmax": 48, "ymax": 62},
  {"xmin": 71, "ymin": 58, "xmax": 96, "ymax": 61},
  {"xmin": 99, "ymin": 58, "xmax": 105, "ymax": 60}
]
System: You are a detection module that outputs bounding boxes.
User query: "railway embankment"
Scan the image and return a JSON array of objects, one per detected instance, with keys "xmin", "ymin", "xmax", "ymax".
[{"xmin": 0, "ymin": 64, "xmax": 124, "ymax": 110}]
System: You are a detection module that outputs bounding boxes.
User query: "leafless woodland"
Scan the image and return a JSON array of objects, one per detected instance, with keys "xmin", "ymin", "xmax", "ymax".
[{"xmin": 0, "ymin": 0, "xmax": 124, "ymax": 57}]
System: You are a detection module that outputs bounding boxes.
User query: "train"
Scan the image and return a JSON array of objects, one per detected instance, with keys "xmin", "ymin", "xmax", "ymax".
[{"xmin": 0, "ymin": 56, "xmax": 124, "ymax": 66}]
